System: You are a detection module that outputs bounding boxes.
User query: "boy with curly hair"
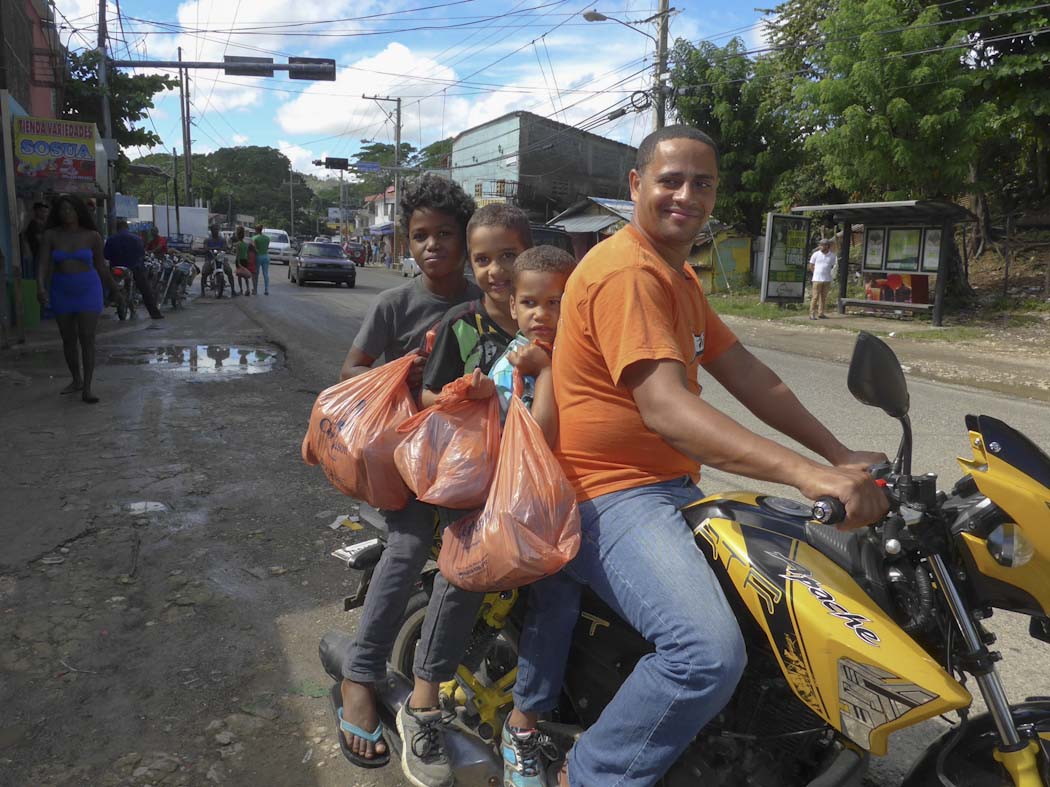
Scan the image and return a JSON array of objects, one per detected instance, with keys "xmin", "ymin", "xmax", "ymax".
[{"xmin": 332, "ymin": 174, "xmax": 482, "ymax": 786}]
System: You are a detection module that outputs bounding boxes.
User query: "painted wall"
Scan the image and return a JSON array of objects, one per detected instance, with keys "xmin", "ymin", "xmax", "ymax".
[
  {"xmin": 451, "ymin": 115, "xmax": 522, "ymax": 204},
  {"xmin": 692, "ymin": 236, "xmax": 752, "ymax": 293},
  {"xmin": 518, "ymin": 115, "xmax": 635, "ymax": 218}
]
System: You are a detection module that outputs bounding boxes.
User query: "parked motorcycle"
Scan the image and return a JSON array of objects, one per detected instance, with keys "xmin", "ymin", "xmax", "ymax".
[
  {"xmin": 321, "ymin": 331, "xmax": 1050, "ymax": 787},
  {"xmin": 202, "ymin": 250, "xmax": 228, "ymax": 299},
  {"xmin": 108, "ymin": 265, "xmax": 136, "ymax": 321}
]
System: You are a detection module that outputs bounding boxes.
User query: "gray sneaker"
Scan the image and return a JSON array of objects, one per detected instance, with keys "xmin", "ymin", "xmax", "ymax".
[{"xmin": 396, "ymin": 704, "xmax": 455, "ymax": 787}]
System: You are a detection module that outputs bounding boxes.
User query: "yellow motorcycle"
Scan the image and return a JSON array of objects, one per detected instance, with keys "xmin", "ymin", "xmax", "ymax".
[{"xmin": 323, "ymin": 331, "xmax": 1050, "ymax": 786}]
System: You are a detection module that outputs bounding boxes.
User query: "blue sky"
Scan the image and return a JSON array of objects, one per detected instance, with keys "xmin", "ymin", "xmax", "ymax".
[{"xmin": 55, "ymin": 1, "xmax": 768, "ymax": 179}]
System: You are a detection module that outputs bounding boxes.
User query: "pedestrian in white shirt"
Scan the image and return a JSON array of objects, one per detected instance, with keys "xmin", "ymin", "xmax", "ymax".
[{"xmin": 808, "ymin": 237, "xmax": 836, "ymax": 319}]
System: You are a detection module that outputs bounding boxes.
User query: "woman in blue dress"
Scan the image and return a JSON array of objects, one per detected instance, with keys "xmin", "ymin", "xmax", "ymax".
[{"xmin": 36, "ymin": 195, "xmax": 121, "ymax": 404}]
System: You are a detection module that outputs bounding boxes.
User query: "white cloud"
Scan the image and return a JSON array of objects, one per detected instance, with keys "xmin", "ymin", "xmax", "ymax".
[
  {"xmin": 278, "ymin": 140, "xmax": 332, "ymax": 178},
  {"xmin": 232, "ymin": 134, "xmax": 249, "ymax": 145},
  {"xmin": 274, "ymin": 41, "xmax": 653, "ymax": 154}
]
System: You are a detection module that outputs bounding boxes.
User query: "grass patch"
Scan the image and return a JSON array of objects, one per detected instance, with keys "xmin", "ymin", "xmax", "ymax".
[
  {"xmin": 985, "ymin": 296, "xmax": 1050, "ymax": 314},
  {"xmin": 709, "ymin": 290, "xmax": 806, "ymax": 320}
]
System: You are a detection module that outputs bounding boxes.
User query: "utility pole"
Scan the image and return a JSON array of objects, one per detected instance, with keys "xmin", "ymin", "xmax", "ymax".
[
  {"xmin": 98, "ymin": 0, "xmax": 114, "ymax": 232},
  {"xmin": 178, "ymin": 47, "xmax": 193, "ymax": 207},
  {"xmin": 172, "ymin": 148, "xmax": 181, "ymax": 235},
  {"xmin": 289, "ymin": 162, "xmax": 295, "ymax": 235},
  {"xmin": 654, "ymin": 0, "xmax": 669, "ymax": 130},
  {"xmin": 339, "ymin": 171, "xmax": 345, "ymax": 239},
  {"xmin": 364, "ymin": 94, "xmax": 402, "ymax": 261}
]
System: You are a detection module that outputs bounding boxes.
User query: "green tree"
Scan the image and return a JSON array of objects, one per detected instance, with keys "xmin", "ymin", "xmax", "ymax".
[
  {"xmin": 62, "ymin": 50, "xmax": 177, "ymax": 170},
  {"xmin": 670, "ymin": 38, "xmax": 802, "ymax": 234},
  {"xmin": 798, "ymin": 0, "xmax": 994, "ymax": 201}
]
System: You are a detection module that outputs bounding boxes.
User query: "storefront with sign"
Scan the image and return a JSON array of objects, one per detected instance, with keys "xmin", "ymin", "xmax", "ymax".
[{"xmin": 1, "ymin": 110, "xmax": 109, "ymax": 332}]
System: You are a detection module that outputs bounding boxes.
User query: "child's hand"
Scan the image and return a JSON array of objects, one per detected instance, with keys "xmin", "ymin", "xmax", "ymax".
[
  {"xmin": 465, "ymin": 368, "xmax": 496, "ymax": 399},
  {"xmin": 508, "ymin": 343, "xmax": 551, "ymax": 377},
  {"xmin": 406, "ymin": 349, "xmax": 428, "ymax": 390}
]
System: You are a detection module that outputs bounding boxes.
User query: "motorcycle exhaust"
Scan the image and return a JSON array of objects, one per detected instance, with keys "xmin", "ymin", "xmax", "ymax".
[
  {"xmin": 319, "ymin": 632, "xmax": 503, "ymax": 787},
  {"xmin": 805, "ymin": 744, "xmax": 867, "ymax": 787}
]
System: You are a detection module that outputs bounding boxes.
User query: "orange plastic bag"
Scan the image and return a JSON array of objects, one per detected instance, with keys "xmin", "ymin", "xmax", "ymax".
[
  {"xmin": 393, "ymin": 375, "xmax": 501, "ymax": 509},
  {"xmin": 301, "ymin": 353, "xmax": 418, "ymax": 510},
  {"xmin": 438, "ymin": 395, "xmax": 580, "ymax": 591}
]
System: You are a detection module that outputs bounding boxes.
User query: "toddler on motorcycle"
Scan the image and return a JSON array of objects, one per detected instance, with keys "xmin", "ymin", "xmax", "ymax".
[
  {"xmin": 332, "ymin": 175, "xmax": 482, "ymax": 783},
  {"xmin": 480, "ymin": 246, "xmax": 580, "ymax": 787}
]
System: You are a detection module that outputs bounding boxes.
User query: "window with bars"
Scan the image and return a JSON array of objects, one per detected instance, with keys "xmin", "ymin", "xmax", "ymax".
[
  {"xmin": 1, "ymin": 0, "xmax": 33, "ymax": 111},
  {"xmin": 474, "ymin": 183, "xmax": 483, "ymax": 198}
]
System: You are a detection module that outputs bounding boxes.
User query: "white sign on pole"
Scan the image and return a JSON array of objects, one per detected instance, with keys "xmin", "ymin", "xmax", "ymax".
[
  {"xmin": 761, "ymin": 213, "xmax": 812, "ymax": 303},
  {"xmin": 114, "ymin": 193, "xmax": 139, "ymax": 218}
]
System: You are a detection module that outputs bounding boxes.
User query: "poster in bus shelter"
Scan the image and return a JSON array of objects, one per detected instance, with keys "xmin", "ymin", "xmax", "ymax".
[{"xmin": 761, "ymin": 213, "xmax": 812, "ymax": 303}]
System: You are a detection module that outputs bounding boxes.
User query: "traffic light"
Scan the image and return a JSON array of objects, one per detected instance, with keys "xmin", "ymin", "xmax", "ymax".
[
  {"xmin": 289, "ymin": 57, "xmax": 336, "ymax": 81},
  {"xmin": 322, "ymin": 158, "xmax": 349, "ymax": 170}
]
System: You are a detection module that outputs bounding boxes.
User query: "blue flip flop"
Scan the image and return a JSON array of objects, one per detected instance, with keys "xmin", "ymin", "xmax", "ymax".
[{"xmin": 329, "ymin": 683, "xmax": 390, "ymax": 768}]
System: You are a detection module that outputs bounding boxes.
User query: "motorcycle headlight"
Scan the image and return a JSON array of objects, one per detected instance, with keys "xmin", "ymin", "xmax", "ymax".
[{"xmin": 987, "ymin": 522, "xmax": 1034, "ymax": 568}]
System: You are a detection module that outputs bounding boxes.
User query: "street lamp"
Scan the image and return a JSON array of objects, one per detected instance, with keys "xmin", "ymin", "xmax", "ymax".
[
  {"xmin": 584, "ymin": 4, "xmax": 672, "ymax": 129},
  {"xmin": 583, "ymin": 10, "xmax": 657, "ymax": 44}
]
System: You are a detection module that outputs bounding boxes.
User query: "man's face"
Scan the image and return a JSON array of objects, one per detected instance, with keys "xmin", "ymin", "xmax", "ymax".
[
  {"xmin": 629, "ymin": 138, "xmax": 719, "ymax": 249},
  {"xmin": 35, "ymin": 206, "xmax": 48, "ymax": 221}
]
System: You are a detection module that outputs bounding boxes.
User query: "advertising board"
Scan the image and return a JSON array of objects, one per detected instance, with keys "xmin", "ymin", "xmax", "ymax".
[
  {"xmin": 760, "ymin": 213, "xmax": 812, "ymax": 303},
  {"xmin": 13, "ymin": 116, "xmax": 99, "ymax": 192}
]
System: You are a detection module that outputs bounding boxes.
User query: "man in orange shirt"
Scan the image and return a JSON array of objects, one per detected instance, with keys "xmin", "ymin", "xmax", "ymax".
[{"xmin": 506, "ymin": 126, "xmax": 889, "ymax": 787}]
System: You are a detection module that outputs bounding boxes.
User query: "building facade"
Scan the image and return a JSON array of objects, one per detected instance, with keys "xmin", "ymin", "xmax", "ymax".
[
  {"xmin": 450, "ymin": 111, "xmax": 636, "ymax": 222},
  {"xmin": 1, "ymin": 0, "xmax": 68, "ymax": 337}
]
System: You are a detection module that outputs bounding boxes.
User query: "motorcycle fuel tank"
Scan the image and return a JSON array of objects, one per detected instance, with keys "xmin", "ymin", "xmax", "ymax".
[{"xmin": 682, "ymin": 493, "xmax": 971, "ymax": 756}]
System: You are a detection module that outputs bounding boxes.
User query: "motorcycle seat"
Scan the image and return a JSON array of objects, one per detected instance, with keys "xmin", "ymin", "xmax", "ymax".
[{"xmin": 803, "ymin": 523, "xmax": 894, "ymax": 615}]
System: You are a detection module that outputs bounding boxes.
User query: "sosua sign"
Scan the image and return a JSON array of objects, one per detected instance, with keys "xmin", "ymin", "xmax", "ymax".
[{"xmin": 14, "ymin": 117, "xmax": 98, "ymax": 184}]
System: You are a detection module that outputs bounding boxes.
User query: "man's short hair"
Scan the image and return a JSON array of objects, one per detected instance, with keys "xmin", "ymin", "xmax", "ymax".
[
  {"xmin": 513, "ymin": 245, "xmax": 576, "ymax": 285},
  {"xmin": 466, "ymin": 203, "xmax": 533, "ymax": 249},
  {"xmin": 635, "ymin": 124, "xmax": 720, "ymax": 172},
  {"xmin": 33, "ymin": 202, "xmax": 48, "ymax": 211},
  {"xmin": 116, "ymin": 220, "xmax": 129, "ymax": 231},
  {"xmin": 818, "ymin": 238, "xmax": 831, "ymax": 246}
]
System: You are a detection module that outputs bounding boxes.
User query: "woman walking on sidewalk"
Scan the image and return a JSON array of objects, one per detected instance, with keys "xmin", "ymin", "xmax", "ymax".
[{"xmin": 36, "ymin": 194, "xmax": 122, "ymax": 404}]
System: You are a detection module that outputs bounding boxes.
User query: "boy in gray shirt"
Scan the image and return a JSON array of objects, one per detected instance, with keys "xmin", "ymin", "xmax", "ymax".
[{"xmin": 332, "ymin": 175, "xmax": 482, "ymax": 787}]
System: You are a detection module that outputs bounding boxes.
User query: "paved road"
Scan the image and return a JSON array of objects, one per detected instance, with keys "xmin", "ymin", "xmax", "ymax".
[{"xmin": 249, "ymin": 266, "xmax": 1050, "ymax": 784}]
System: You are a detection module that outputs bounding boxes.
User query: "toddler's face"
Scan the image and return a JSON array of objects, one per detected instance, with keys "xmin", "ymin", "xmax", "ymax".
[
  {"xmin": 468, "ymin": 226, "xmax": 528, "ymax": 305},
  {"xmin": 511, "ymin": 270, "xmax": 568, "ymax": 344}
]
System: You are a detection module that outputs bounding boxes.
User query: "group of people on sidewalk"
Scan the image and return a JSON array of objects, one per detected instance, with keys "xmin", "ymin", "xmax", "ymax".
[
  {"xmin": 330, "ymin": 125, "xmax": 888, "ymax": 787},
  {"xmin": 201, "ymin": 224, "xmax": 273, "ymax": 297}
]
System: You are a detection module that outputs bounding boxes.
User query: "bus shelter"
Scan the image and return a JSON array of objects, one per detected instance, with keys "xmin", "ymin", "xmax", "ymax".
[{"xmin": 789, "ymin": 200, "xmax": 976, "ymax": 327}]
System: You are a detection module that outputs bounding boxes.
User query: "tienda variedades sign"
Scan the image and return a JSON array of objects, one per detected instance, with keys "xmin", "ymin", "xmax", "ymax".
[{"xmin": 14, "ymin": 117, "xmax": 98, "ymax": 183}]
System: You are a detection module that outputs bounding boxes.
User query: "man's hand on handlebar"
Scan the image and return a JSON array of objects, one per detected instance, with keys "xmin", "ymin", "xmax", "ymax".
[{"xmin": 800, "ymin": 464, "xmax": 889, "ymax": 531}]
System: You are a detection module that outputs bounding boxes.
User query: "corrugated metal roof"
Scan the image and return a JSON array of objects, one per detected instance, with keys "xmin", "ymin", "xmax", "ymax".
[
  {"xmin": 590, "ymin": 198, "xmax": 635, "ymax": 221},
  {"xmin": 790, "ymin": 200, "xmax": 976, "ymax": 225},
  {"xmin": 552, "ymin": 214, "xmax": 623, "ymax": 233}
]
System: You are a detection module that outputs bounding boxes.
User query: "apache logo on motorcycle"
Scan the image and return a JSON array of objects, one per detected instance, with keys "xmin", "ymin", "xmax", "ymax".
[{"xmin": 769, "ymin": 552, "xmax": 881, "ymax": 646}]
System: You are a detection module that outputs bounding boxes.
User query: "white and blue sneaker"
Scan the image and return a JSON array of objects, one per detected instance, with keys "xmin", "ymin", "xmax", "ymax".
[{"xmin": 502, "ymin": 718, "xmax": 556, "ymax": 787}]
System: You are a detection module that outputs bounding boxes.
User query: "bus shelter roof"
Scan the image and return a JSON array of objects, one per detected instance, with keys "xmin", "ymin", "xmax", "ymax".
[{"xmin": 790, "ymin": 200, "xmax": 976, "ymax": 226}]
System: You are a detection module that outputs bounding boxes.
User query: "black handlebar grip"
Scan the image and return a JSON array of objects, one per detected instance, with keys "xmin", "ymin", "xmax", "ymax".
[{"xmin": 812, "ymin": 496, "xmax": 847, "ymax": 525}]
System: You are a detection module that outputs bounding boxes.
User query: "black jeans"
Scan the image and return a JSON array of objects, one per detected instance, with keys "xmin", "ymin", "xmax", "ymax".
[{"xmin": 130, "ymin": 266, "xmax": 161, "ymax": 315}]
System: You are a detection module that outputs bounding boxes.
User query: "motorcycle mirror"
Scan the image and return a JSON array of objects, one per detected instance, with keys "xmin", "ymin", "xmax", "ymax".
[{"xmin": 847, "ymin": 332, "xmax": 910, "ymax": 419}]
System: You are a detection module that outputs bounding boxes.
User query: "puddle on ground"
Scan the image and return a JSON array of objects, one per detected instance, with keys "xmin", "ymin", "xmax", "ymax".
[{"xmin": 103, "ymin": 345, "xmax": 281, "ymax": 375}]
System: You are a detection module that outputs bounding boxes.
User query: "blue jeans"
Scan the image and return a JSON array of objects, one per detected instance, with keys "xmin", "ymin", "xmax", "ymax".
[
  {"xmin": 253, "ymin": 254, "xmax": 270, "ymax": 293},
  {"xmin": 341, "ymin": 499, "xmax": 485, "ymax": 683},
  {"xmin": 516, "ymin": 477, "xmax": 747, "ymax": 786}
]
